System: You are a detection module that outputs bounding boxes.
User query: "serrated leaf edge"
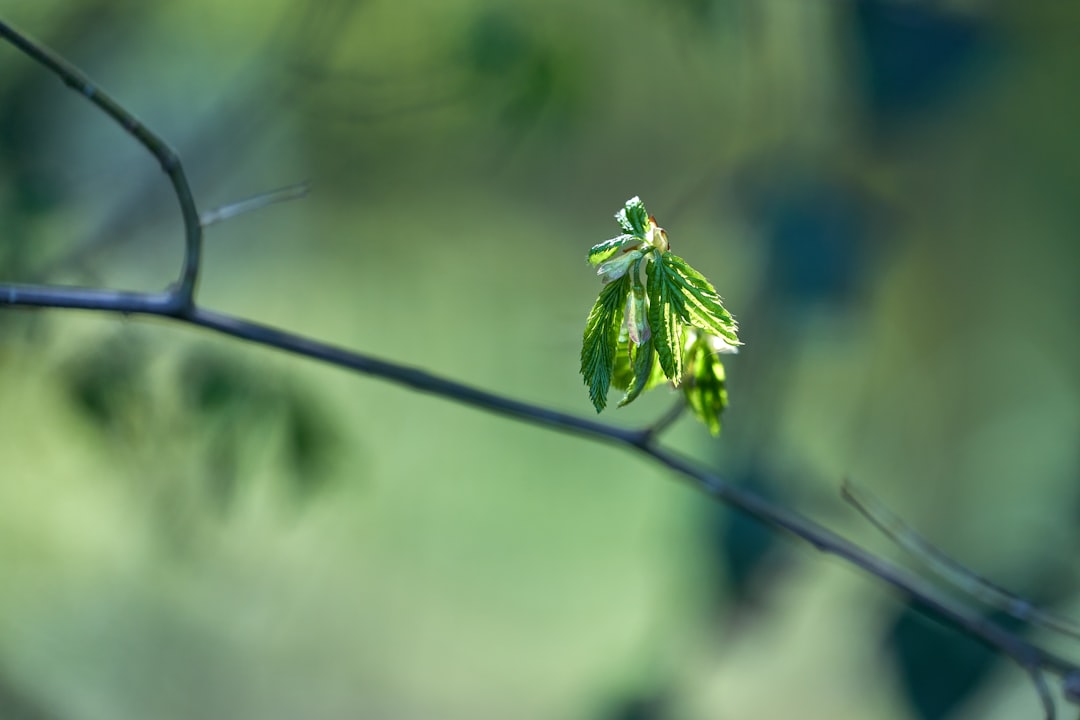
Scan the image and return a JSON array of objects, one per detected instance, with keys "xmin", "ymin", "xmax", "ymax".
[{"xmin": 580, "ymin": 275, "xmax": 631, "ymax": 412}]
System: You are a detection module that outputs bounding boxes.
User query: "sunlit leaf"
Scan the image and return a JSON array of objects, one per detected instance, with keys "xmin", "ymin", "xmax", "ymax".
[
  {"xmin": 683, "ymin": 333, "xmax": 728, "ymax": 435},
  {"xmin": 615, "ymin": 196, "xmax": 649, "ymax": 237},
  {"xmin": 580, "ymin": 274, "xmax": 631, "ymax": 412},
  {"xmin": 612, "ymin": 335, "xmax": 635, "ymax": 391},
  {"xmin": 625, "ymin": 257, "xmax": 650, "ymax": 344},
  {"xmin": 619, "ymin": 337, "xmax": 663, "ymax": 407},
  {"xmin": 646, "ymin": 257, "xmax": 685, "ymax": 384},
  {"xmin": 588, "ymin": 234, "xmax": 637, "ymax": 266},
  {"xmin": 582, "ymin": 196, "xmax": 741, "ymax": 433},
  {"xmin": 662, "ymin": 253, "xmax": 740, "ymax": 344}
]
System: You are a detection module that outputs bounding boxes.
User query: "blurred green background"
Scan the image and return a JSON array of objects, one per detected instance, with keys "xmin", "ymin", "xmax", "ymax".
[{"xmin": 1, "ymin": 1, "xmax": 1079, "ymax": 718}]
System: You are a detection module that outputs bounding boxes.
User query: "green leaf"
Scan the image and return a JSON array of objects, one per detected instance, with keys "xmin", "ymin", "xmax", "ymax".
[
  {"xmin": 611, "ymin": 335, "xmax": 634, "ymax": 391},
  {"xmin": 583, "ymin": 197, "xmax": 741, "ymax": 428},
  {"xmin": 612, "ymin": 334, "xmax": 666, "ymax": 395},
  {"xmin": 588, "ymin": 234, "xmax": 637, "ymax": 266},
  {"xmin": 683, "ymin": 334, "xmax": 729, "ymax": 436},
  {"xmin": 624, "ymin": 257, "xmax": 650, "ymax": 344},
  {"xmin": 660, "ymin": 253, "xmax": 741, "ymax": 344},
  {"xmin": 646, "ymin": 257, "xmax": 685, "ymax": 385},
  {"xmin": 618, "ymin": 337, "xmax": 662, "ymax": 407},
  {"xmin": 580, "ymin": 275, "xmax": 631, "ymax": 412},
  {"xmin": 615, "ymin": 196, "xmax": 649, "ymax": 237}
]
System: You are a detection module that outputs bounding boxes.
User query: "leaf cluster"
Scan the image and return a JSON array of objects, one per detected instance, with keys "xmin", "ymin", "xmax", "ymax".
[{"xmin": 580, "ymin": 197, "xmax": 740, "ymax": 434}]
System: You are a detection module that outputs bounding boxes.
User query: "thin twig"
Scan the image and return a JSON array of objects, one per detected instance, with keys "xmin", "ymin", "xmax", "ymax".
[
  {"xmin": 188, "ymin": 305, "xmax": 644, "ymax": 445},
  {"xmin": 843, "ymin": 480, "xmax": 1080, "ymax": 641},
  {"xmin": 200, "ymin": 182, "xmax": 310, "ymax": 227},
  {"xmin": 1066, "ymin": 671, "xmax": 1080, "ymax": 703},
  {"xmin": 648, "ymin": 448, "xmax": 1076, "ymax": 676},
  {"xmin": 1, "ymin": 285, "xmax": 177, "ymax": 314},
  {"xmin": 0, "ymin": 19, "xmax": 203, "ymax": 307},
  {"xmin": 633, "ymin": 396, "xmax": 686, "ymax": 445},
  {"xmin": 1027, "ymin": 665, "xmax": 1057, "ymax": 720},
  {"xmin": 0, "ymin": 281, "xmax": 641, "ymax": 444},
  {"xmin": 1, "ymin": 17, "xmax": 1078, "ymax": 718}
]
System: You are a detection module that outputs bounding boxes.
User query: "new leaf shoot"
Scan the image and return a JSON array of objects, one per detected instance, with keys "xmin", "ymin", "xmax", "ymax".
[{"xmin": 580, "ymin": 197, "xmax": 741, "ymax": 435}]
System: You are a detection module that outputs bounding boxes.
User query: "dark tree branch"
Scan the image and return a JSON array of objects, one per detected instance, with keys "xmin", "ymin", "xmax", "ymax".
[
  {"xmin": 1, "ymin": 284, "xmax": 178, "ymax": 314},
  {"xmin": 1027, "ymin": 667, "xmax": 1056, "ymax": 720},
  {"xmin": 0, "ymin": 18, "xmax": 202, "ymax": 308},
  {"xmin": 632, "ymin": 397, "xmax": 686, "ymax": 446},
  {"xmin": 844, "ymin": 480, "xmax": 1080, "ymax": 641},
  {"xmin": 0, "ymin": 17, "xmax": 1076, "ymax": 719}
]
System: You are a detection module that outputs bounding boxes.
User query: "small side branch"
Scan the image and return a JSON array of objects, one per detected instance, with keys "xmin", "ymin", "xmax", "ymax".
[
  {"xmin": 0, "ymin": 19, "xmax": 203, "ymax": 307},
  {"xmin": 200, "ymin": 183, "xmax": 310, "ymax": 227},
  {"xmin": 631, "ymin": 396, "xmax": 686, "ymax": 446},
  {"xmin": 1026, "ymin": 666, "xmax": 1056, "ymax": 720},
  {"xmin": 843, "ymin": 480, "xmax": 1080, "ymax": 641}
]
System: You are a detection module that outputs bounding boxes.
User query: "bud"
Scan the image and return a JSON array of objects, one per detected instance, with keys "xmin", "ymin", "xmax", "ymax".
[
  {"xmin": 596, "ymin": 249, "xmax": 642, "ymax": 284},
  {"xmin": 624, "ymin": 285, "xmax": 650, "ymax": 345},
  {"xmin": 643, "ymin": 217, "xmax": 669, "ymax": 253}
]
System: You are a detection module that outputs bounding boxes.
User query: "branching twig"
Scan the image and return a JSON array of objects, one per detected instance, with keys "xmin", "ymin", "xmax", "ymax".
[
  {"xmin": 1066, "ymin": 671, "xmax": 1080, "ymax": 703},
  {"xmin": 1027, "ymin": 667, "xmax": 1057, "ymax": 720},
  {"xmin": 843, "ymin": 480, "xmax": 1080, "ymax": 641},
  {"xmin": 0, "ymin": 19, "xmax": 202, "ymax": 308},
  {"xmin": 633, "ymin": 396, "xmax": 686, "ymax": 445},
  {"xmin": 200, "ymin": 182, "xmax": 310, "ymax": 227},
  {"xmin": 1, "ymin": 18, "xmax": 1078, "ymax": 718}
]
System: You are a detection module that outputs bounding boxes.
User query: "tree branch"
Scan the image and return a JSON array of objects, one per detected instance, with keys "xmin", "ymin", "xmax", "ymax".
[
  {"xmin": 1, "ymin": 17, "xmax": 1077, "ymax": 719},
  {"xmin": 843, "ymin": 480, "xmax": 1080, "ymax": 641},
  {"xmin": 0, "ymin": 19, "xmax": 202, "ymax": 308},
  {"xmin": 632, "ymin": 397, "xmax": 686, "ymax": 446}
]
